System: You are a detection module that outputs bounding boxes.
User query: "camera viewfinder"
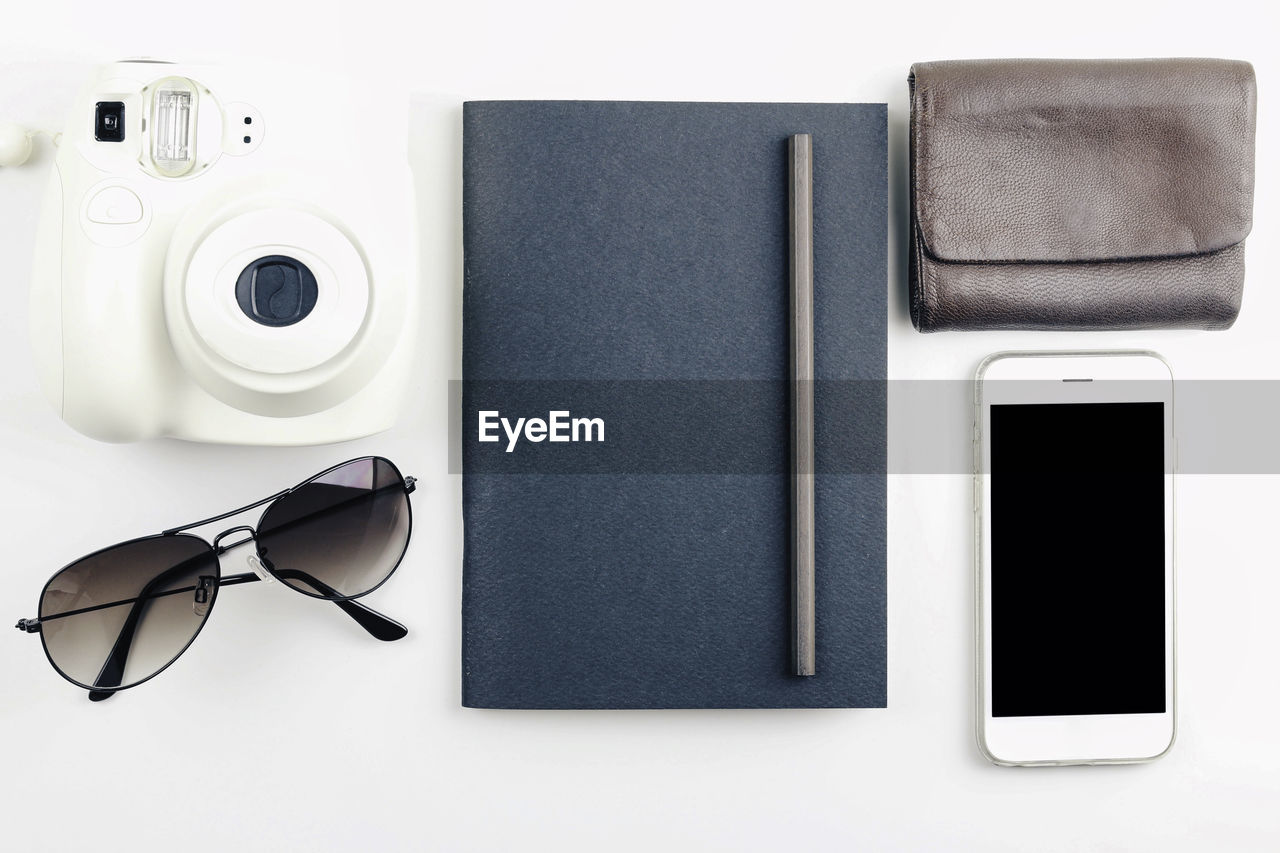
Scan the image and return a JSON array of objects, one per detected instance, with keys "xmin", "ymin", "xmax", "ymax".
[{"xmin": 95, "ymin": 102, "xmax": 126, "ymax": 142}]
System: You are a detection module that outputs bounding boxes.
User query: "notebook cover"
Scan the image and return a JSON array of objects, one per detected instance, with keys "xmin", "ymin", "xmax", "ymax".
[{"xmin": 462, "ymin": 101, "xmax": 886, "ymax": 708}]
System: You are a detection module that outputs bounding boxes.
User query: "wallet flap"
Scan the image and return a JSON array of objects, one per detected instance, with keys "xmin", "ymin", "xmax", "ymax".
[{"xmin": 910, "ymin": 58, "xmax": 1256, "ymax": 264}]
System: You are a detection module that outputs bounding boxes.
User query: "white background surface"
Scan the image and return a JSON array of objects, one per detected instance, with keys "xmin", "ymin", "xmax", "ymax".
[{"xmin": 1, "ymin": 1, "xmax": 1276, "ymax": 850}]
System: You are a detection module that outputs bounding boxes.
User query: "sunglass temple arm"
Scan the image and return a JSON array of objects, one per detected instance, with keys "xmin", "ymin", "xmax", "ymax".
[{"xmin": 83, "ymin": 564, "xmax": 407, "ymax": 701}]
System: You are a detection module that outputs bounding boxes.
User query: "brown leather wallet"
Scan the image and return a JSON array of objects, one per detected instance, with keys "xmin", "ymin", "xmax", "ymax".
[{"xmin": 908, "ymin": 58, "xmax": 1256, "ymax": 332}]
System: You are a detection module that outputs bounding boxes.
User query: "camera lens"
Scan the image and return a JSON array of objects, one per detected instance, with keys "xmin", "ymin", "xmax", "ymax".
[
  {"xmin": 95, "ymin": 102, "xmax": 126, "ymax": 142},
  {"xmin": 235, "ymin": 255, "xmax": 319, "ymax": 327}
]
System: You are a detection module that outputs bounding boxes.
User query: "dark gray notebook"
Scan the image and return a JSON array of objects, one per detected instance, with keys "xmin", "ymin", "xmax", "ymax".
[{"xmin": 462, "ymin": 101, "xmax": 886, "ymax": 708}]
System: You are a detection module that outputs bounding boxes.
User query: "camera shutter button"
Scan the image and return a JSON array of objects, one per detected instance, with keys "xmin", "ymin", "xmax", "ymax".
[{"xmin": 86, "ymin": 186, "xmax": 143, "ymax": 225}]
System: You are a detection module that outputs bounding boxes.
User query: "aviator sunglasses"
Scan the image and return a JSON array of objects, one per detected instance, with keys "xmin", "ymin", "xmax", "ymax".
[{"xmin": 16, "ymin": 456, "xmax": 415, "ymax": 701}]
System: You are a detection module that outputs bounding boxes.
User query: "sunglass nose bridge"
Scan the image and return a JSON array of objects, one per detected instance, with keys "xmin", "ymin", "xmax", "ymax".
[{"xmin": 213, "ymin": 525, "xmax": 258, "ymax": 554}]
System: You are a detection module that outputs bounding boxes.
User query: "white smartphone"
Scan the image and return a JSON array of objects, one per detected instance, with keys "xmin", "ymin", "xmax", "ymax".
[{"xmin": 975, "ymin": 351, "xmax": 1175, "ymax": 766}]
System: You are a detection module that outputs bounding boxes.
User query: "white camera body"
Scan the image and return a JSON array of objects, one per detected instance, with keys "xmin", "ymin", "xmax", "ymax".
[{"xmin": 30, "ymin": 60, "xmax": 418, "ymax": 444}]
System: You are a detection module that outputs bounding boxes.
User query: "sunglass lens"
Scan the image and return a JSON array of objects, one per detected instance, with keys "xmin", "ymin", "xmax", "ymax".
[
  {"xmin": 255, "ymin": 457, "xmax": 411, "ymax": 599},
  {"xmin": 39, "ymin": 534, "xmax": 219, "ymax": 694}
]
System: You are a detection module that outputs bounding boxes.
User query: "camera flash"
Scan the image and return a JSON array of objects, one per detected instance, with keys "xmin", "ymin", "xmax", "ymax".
[{"xmin": 150, "ymin": 77, "xmax": 198, "ymax": 177}]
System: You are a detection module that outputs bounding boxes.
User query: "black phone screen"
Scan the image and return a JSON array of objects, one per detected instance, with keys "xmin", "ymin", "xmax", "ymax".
[{"xmin": 990, "ymin": 402, "xmax": 1166, "ymax": 717}]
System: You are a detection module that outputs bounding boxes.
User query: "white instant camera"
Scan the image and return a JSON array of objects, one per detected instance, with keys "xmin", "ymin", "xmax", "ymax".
[{"xmin": 29, "ymin": 60, "xmax": 417, "ymax": 444}]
